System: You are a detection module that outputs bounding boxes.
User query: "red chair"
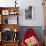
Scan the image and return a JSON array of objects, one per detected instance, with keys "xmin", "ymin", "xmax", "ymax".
[{"xmin": 21, "ymin": 28, "xmax": 41, "ymax": 46}]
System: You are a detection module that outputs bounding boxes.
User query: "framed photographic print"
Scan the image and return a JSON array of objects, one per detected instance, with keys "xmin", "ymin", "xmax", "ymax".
[
  {"xmin": 25, "ymin": 6, "xmax": 35, "ymax": 20},
  {"xmin": 2, "ymin": 10, "xmax": 9, "ymax": 15},
  {"xmin": 9, "ymin": 10, "xmax": 18, "ymax": 15}
]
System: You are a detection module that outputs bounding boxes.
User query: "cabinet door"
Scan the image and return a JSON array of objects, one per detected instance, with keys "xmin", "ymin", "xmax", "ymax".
[
  {"xmin": 2, "ymin": 10, "xmax": 9, "ymax": 15},
  {"xmin": 0, "ymin": 42, "xmax": 2, "ymax": 46}
]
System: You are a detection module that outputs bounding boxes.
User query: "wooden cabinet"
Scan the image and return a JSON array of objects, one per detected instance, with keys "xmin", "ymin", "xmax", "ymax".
[
  {"xmin": 0, "ymin": 7, "xmax": 19, "ymax": 24},
  {"xmin": 44, "ymin": 27, "xmax": 46, "ymax": 46},
  {"xmin": 0, "ymin": 41, "xmax": 2, "ymax": 46},
  {"xmin": 43, "ymin": 0, "xmax": 46, "ymax": 46},
  {"xmin": 43, "ymin": 0, "xmax": 46, "ymax": 26},
  {"xmin": 0, "ymin": 40, "xmax": 19, "ymax": 46},
  {"xmin": 0, "ymin": 7, "xmax": 20, "ymax": 46},
  {"xmin": 2, "ymin": 41, "xmax": 19, "ymax": 46}
]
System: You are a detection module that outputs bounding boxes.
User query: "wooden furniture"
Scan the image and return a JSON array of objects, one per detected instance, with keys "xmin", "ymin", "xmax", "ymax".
[
  {"xmin": 43, "ymin": 0, "xmax": 46, "ymax": 26},
  {"xmin": 0, "ymin": 41, "xmax": 2, "ymax": 46},
  {"xmin": 43, "ymin": 0, "xmax": 46, "ymax": 46},
  {"xmin": 2, "ymin": 40, "xmax": 19, "ymax": 46},
  {"xmin": 0, "ymin": 7, "xmax": 20, "ymax": 46},
  {"xmin": 0, "ymin": 24, "xmax": 19, "ymax": 32},
  {"xmin": 44, "ymin": 27, "xmax": 46, "ymax": 46},
  {"xmin": 0, "ymin": 7, "xmax": 19, "ymax": 24}
]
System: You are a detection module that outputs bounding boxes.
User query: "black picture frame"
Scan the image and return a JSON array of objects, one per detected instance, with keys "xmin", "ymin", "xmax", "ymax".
[{"xmin": 25, "ymin": 6, "xmax": 32, "ymax": 19}]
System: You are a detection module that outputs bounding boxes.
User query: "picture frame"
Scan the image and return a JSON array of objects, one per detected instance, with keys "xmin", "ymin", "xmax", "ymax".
[
  {"xmin": 9, "ymin": 10, "xmax": 18, "ymax": 15},
  {"xmin": 25, "ymin": 6, "xmax": 35, "ymax": 20},
  {"xmin": 2, "ymin": 10, "xmax": 9, "ymax": 15}
]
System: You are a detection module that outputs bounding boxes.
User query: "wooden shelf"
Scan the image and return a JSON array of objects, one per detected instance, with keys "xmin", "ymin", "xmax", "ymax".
[
  {"xmin": 0, "ymin": 24, "xmax": 20, "ymax": 32},
  {"xmin": 0, "ymin": 7, "xmax": 19, "ymax": 24},
  {"xmin": 0, "ymin": 40, "xmax": 19, "ymax": 46},
  {"xmin": 0, "ymin": 7, "xmax": 20, "ymax": 46},
  {"xmin": 0, "ymin": 7, "xmax": 19, "ymax": 10},
  {"xmin": 2, "ymin": 40, "xmax": 19, "ymax": 42}
]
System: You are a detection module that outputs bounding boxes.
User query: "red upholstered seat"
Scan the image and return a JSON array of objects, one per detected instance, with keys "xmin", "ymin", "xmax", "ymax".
[{"xmin": 21, "ymin": 28, "xmax": 41, "ymax": 46}]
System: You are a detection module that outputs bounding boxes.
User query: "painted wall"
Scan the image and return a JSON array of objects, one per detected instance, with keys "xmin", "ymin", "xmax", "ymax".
[
  {"xmin": 0, "ymin": 0, "xmax": 44, "ymax": 26},
  {"xmin": 18, "ymin": 26, "xmax": 43, "ymax": 44}
]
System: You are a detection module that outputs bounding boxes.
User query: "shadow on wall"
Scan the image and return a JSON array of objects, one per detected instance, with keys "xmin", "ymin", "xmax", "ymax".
[{"xmin": 18, "ymin": 26, "xmax": 43, "ymax": 44}]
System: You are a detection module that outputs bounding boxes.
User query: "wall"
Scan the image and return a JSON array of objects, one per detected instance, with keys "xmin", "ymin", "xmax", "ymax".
[
  {"xmin": 0, "ymin": 0, "xmax": 44, "ymax": 44},
  {"xmin": 18, "ymin": 26, "xmax": 43, "ymax": 43},
  {"xmin": 18, "ymin": 0, "xmax": 44, "ymax": 26},
  {"xmin": 0, "ymin": 0, "xmax": 44, "ymax": 26}
]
